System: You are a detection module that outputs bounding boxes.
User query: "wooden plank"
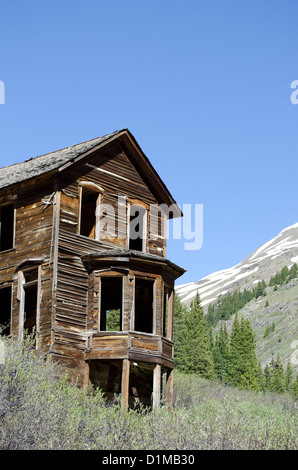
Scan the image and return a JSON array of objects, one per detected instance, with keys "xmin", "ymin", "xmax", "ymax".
[
  {"xmin": 153, "ymin": 364, "xmax": 161, "ymax": 410},
  {"xmin": 166, "ymin": 369, "xmax": 173, "ymax": 409},
  {"xmin": 121, "ymin": 359, "xmax": 130, "ymax": 411}
]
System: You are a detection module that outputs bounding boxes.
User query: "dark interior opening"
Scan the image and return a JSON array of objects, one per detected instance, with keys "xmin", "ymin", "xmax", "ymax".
[
  {"xmin": 0, "ymin": 286, "xmax": 12, "ymax": 336},
  {"xmin": 134, "ymin": 278, "xmax": 154, "ymax": 333},
  {"xmin": 88, "ymin": 360, "xmax": 154, "ymax": 409},
  {"xmin": 89, "ymin": 360, "xmax": 122, "ymax": 402},
  {"xmin": 24, "ymin": 268, "xmax": 38, "ymax": 283},
  {"xmin": 100, "ymin": 277, "xmax": 122, "ymax": 331},
  {"xmin": 129, "ymin": 206, "xmax": 146, "ymax": 252},
  {"xmin": 0, "ymin": 204, "xmax": 14, "ymax": 252},
  {"xmin": 129, "ymin": 362, "xmax": 153, "ymax": 409},
  {"xmin": 80, "ymin": 189, "xmax": 98, "ymax": 238},
  {"xmin": 24, "ymin": 283, "xmax": 37, "ymax": 335}
]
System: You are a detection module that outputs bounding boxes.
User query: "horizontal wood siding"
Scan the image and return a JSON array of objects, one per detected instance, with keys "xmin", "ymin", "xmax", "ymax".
[
  {"xmin": 58, "ymin": 143, "xmax": 166, "ymax": 256},
  {"xmin": 86, "ymin": 332, "xmax": 173, "ymax": 367},
  {"xmin": 0, "ymin": 180, "xmax": 55, "ymax": 352}
]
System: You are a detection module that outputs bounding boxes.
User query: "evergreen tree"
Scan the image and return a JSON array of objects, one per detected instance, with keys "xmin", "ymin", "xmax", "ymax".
[
  {"xmin": 228, "ymin": 313, "xmax": 261, "ymax": 390},
  {"xmin": 173, "ymin": 293, "xmax": 186, "ymax": 368},
  {"xmin": 270, "ymin": 356, "xmax": 285, "ymax": 394},
  {"xmin": 280, "ymin": 266, "xmax": 289, "ymax": 283},
  {"xmin": 213, "ymin": 322, "xmax": 230, "ymax": 383},
  {"xmin": 263, "ymin": 364, "xmax": 272, "ymax": 391},
  {"xmin": 173, "ymin": 293, "xmax": 185, "ymax": 341},
  {"xmin": 106, "ymin": 309, "xmax": 121, "ymax": 331},
  {"xmin": 228, "ymin": 312, "xmax": 242, "ymax": 386},
  {"xmin": 289, "ymin": 263, "xmax": 298, "ymax": 280},
  {"xmin": 255, "ymin": 281, "xmax": 266, "ymax": 299},
  {"xmin": 284, "ymin": 362, "xmax": 293, "ymax": 392},
  {"xmin": 239, "ymin": 361, "xmax": 261, "ymax": 391},
  {"xmin": 290, "ymin": 374, "xmax": 298, "ymax": 400},
  {"xmin": 176, "ymin": 292, "xmax": 215, "ymax": 379}
]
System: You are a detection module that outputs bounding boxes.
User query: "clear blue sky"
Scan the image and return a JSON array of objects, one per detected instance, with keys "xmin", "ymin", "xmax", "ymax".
[{"xmin": 1, "ymin": 1, "xmax": 298, "ymax": 284}]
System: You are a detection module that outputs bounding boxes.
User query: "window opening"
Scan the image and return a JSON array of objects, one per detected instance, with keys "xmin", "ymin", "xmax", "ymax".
[
  {"xmin": 100, "ymin": 277, "xmax": 122, "ymax": 331},
  {"xmin": 129, "ymin": 205, "xmax": 146, "ymax": 252},
  {"xmin": 22, "ymin": 268, "xmax": 39, "ymax": 342},
  {"xmin": 0, "ymin": 204, "xmax": 14, "ymax": 251},
  {"xmin": 134, "ymin": 278, "xmax": 154, "ymax": 333},
  {"xmin": 80, "ymin": 188, "xmax": 98, "ymax": 238},
  {"xmin": 0, "ymin": 285, "xmax": 12, "ymax": 336}
]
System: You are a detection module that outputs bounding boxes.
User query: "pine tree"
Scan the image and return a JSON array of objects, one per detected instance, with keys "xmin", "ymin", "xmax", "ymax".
[
  {"xmin": 213, "ymin": 322, "xmax": 230, "ymax": 383},
  {"xmin": 239, "ymin": 361, "xmax": 261, "ymax": 391},
  {"xmin": 173, "ymin": 293, "xmax": 185, "ymax": 342},
  {"xmin": 289, "ymin": 263, "xmax": 298, "ymax": 280},
  {"xmin": 255, "ymin": 281, "xmax": 266, "ymax": 299},
  {"xmin": 263, "ymin": 364, "xmax": 272, "ymax": 390},
  {"xmin": 284, "ymin": 362, "xmax": 293, "ymax": 392},
  {"xmin": 228, "ymin": 313, "xmax": 261, "ymax": 389},
  {"xmin": 228, "ymin": 312, "xmax": 242, "ymax": 386},
  {"xmin": 270, "ymin": 356, "xmax": 285, "ymax": 394},
  {"xmin": 290, "ymin": 374, "xmax": 298, "ymax": 400},
  {"xmin": 241, "ymin": 317, "xmax": 262, "ymax": 390},
  {"xmin": 106, "ymin": 309, "xmax": 121, "ymax": 331},
  {"xmin": 173, "ymin": 293, "xmax": 186, "ymax": 369},
  {"xmin": 280, "ymin": 266, "xmax": 289, "ymax": 283},
  {"xmin": 176, "ymin": 292, "xmax": 215, "ymax": 379}
]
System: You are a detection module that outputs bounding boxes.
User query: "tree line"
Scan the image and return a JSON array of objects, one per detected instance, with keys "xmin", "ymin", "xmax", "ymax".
[
  {"xmin": 269, "ymin": 263, "xmax": 298, "ymax": 287},
  {"xmin": 205, "ymin": 263, "xmax": 298, "ymax": 327},
  {"xmin": 173, "ymin": 293, "xmax": 298, "ymax": 399}
]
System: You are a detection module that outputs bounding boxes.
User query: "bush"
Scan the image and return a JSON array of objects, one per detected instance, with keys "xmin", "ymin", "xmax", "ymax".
[{"xmin": 0, "ymin": 337, "xmax": 297, "ymax": 450}]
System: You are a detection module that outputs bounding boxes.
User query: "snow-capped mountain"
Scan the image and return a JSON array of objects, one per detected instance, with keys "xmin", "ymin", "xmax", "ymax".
[{"xmin": 176, "ymin": 223, "xmax": 298, "ymax": 309}]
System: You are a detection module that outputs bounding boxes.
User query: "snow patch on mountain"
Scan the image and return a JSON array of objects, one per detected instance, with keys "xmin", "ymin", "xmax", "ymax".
[{"xmin": 175, "ymin": 223, "xmax": 298, "ymax": 309}]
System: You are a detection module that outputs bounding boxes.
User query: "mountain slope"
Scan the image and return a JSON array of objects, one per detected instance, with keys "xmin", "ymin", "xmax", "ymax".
[
  {"xmin": 175, "ymin": 222, "xmax": 298, "ymax": 371},
  {"xmin": 176, "ymin": 223, "xmax": 298, "ymax": 309}
]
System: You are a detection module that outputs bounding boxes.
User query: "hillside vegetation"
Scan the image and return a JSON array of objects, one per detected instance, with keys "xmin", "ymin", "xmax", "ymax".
[
  {"xmin": 0, "ymin": 336, "xmax": 297, "ymax": 450},
  {"xmin": 204, "ymin": 264, "xmax": 298, "ymax": 372}
]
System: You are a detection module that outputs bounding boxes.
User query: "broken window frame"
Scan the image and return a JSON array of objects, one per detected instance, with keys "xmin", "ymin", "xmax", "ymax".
[
  {"xmin": 0, "ymin": 202, "xmax": 16, "ymax": 252},
  {"xmin": 78, "ymin": 182, "xmax": 103, "ymax": 240},
  {"xmin": 127, "ymin": 203, "xmax": 147, "ymax": 253},
  {"xmin": 98, "ymin": 274, "xmax": 124, "ymax": 332},
  {"xmin": 18, "ymin": 265, "xmax": 41, "ymax": 347},
  {"xmin": 133, "ymin": 276, "xmax": 156, "ymax": 334},
  {"xmin": 0, "ymin": 283, "xmax": 13, "ymax": 336}
]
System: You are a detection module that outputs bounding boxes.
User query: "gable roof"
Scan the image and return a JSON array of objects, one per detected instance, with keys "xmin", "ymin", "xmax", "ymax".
[
  {"xmin": 0, "ymin": 129, "xmax": 182, "ymax": 218},
  {"xmin": 0, "ymin": 130, "xmax": 121, "ymax": 190}
]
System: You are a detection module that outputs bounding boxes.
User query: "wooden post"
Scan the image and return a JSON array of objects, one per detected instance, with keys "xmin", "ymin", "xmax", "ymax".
[
  {"xmin": 121, "ymin": 359, "xmax": 130, "ymax": 411},
  {"xmin": 166, "ymin": 368, "xmax": 173, "ymax": 410},
  {"xmin": 167, "ymin": 289, "xmax": 174, "ymax": 340},
  {"xmin": 153, "ymin": 364, "xmax": 161, "ymax": 410},
  {"xmin": 83, "ymin": 361, "xmax": 90, "ymax": 388}
]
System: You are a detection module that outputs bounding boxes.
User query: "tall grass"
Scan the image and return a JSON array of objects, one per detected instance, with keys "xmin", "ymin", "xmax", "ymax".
[{"xmin": 0, "ymin": 336, "xmax": 297, "ymax": 450}]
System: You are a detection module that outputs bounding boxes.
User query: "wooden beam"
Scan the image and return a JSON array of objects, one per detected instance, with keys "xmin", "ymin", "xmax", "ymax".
[
  {"xmin": 167, "ymin": 288, "xmax": 174, "ymax": 341},
  {"xmin": 166, "ymin": 369, "xmax": 173, "ymax": 410},
  {"xmin": 153, "ymin": 364, "xmax": 161, "ymax": 410},
  {"xmin": 121, "ymin": 359, "xmax": 130, "ymax": 411},
  {"xmin": 83, "ymin": 361, "xmax": 90, "ymax": 388}
]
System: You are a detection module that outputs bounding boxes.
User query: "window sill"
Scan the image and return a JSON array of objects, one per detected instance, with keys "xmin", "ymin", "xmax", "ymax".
[{"xmin": 0, "ymin": 247, "xmax": 16, "ymax": 254}]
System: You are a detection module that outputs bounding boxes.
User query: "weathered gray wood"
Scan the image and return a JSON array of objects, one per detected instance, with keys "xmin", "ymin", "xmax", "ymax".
[
  {"xmin": 121, "ymin": 359, "xmax": 130, "ymax": 411},
  {"xmin": 153, "ymin": 364, "xmax": 161, "ymax": 410}
]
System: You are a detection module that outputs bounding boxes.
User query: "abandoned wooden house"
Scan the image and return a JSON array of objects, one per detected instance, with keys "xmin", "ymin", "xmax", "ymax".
[{"xmin": 0, "ymin": 129, "xmax": 185, "ymax": 409}]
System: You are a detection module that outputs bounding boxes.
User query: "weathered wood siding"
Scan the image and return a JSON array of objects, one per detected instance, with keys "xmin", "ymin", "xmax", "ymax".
[
  {"xmin": 52, "ymin": 143, "xmax": 168, "ymax": 358},
  {"xmin": 0, "ymin": 179, "xmax": 55, "ymax": 351}
]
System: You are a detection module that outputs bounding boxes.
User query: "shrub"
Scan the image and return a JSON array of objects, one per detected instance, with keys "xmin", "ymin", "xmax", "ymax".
[{"xmin": 0, "ymin": 337, "xmax": 297, "ymax": 450}]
